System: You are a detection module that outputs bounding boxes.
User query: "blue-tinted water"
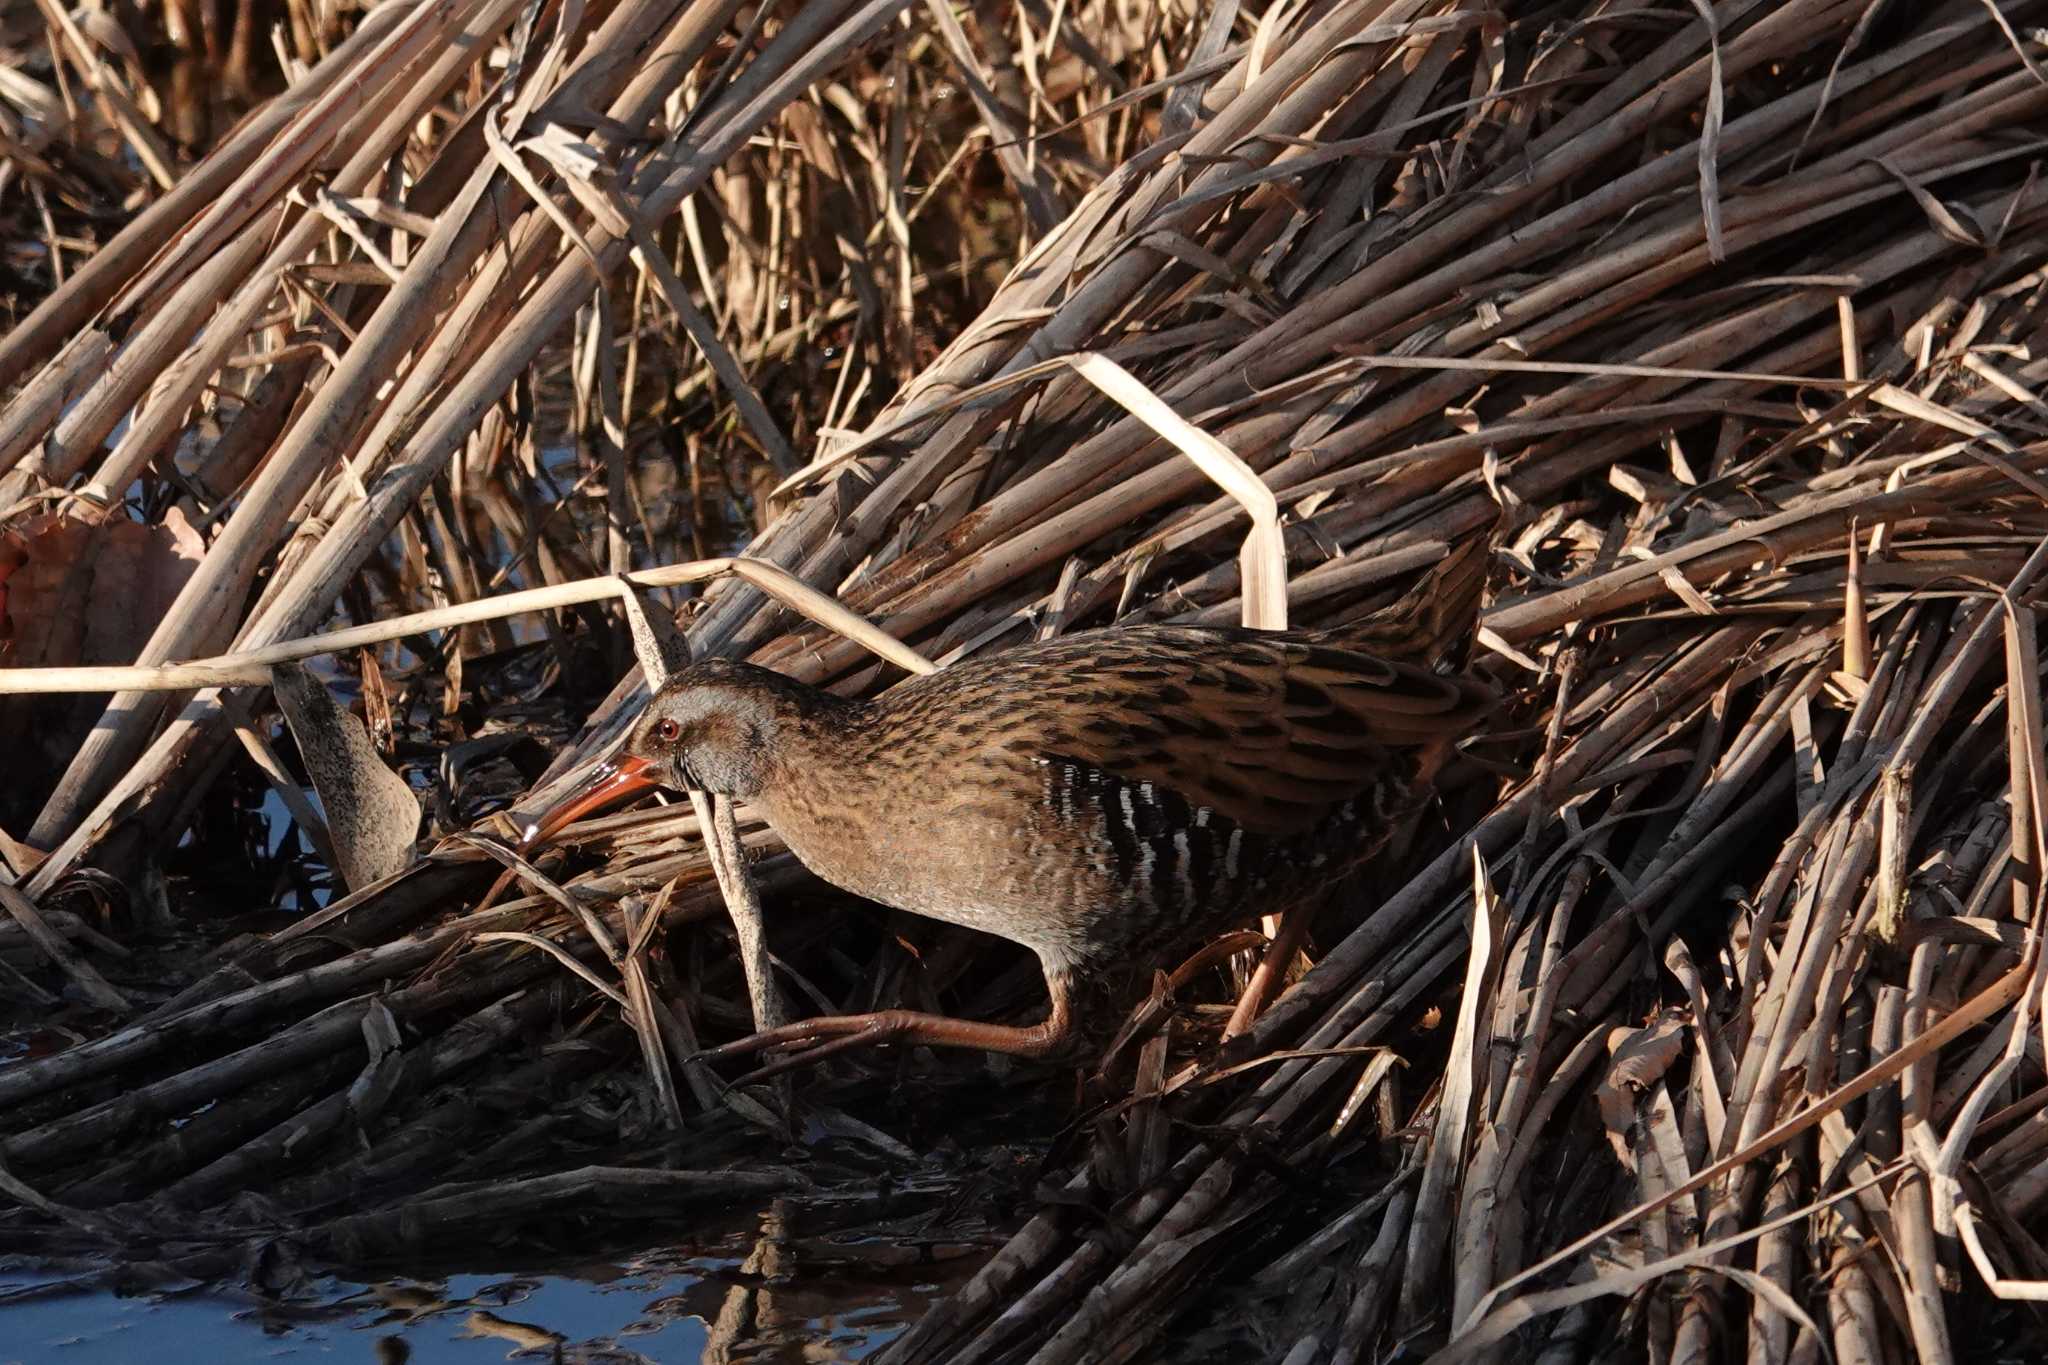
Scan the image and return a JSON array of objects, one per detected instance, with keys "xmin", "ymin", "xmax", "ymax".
[{"xmin": 3, "ymin": 1226, "xmax": 940, "ymax": 1362}]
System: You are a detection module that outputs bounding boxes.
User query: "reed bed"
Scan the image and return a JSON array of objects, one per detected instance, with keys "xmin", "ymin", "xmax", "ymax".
[{"xmin": 5, "ymin": 0, "xmax": 2048, "ymax": 1359}]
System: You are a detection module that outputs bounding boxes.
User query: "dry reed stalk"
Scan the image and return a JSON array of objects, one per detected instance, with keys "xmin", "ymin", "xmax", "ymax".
[{"xmin": 3, "ymin": 0, "xmax": 2048, "ymax": 1359}]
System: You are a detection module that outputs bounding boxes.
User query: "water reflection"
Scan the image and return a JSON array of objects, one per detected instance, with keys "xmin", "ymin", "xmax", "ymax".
[{"xmin": 3, "ymin": 1191, "xmax": 994, "ymax": 1362}]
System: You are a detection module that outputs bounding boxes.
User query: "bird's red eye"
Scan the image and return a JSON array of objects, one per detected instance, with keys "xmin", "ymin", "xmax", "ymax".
[{"xmin": 654, "ymin": 718, "xmax": 681, "ymax": 742}]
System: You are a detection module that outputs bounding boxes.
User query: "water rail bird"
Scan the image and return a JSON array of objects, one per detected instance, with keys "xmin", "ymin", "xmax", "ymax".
[{"xmin": 528, "ymin": 545, "xmax": 1496, "ymax": 1073}]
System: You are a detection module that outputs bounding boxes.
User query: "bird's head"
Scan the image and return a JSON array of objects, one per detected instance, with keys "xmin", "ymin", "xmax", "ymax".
[{"xmin": 521, "ymin": 659, "xmax": 824, "ymax": 846}]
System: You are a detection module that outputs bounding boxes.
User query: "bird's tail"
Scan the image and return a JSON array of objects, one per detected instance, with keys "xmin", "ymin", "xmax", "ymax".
[{"xmin": 1318, "ymin": 534, "xmax": 1490, "ymax": 668}]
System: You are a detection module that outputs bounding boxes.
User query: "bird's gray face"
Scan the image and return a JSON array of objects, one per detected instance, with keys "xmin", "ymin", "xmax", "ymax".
[
  {"xmin": 520, "ymin": 659, "xmax": 815, "ymax": 849},
  {"xmin": 626, "ymin": 684, "xmax": 778, "ymax": 799}
]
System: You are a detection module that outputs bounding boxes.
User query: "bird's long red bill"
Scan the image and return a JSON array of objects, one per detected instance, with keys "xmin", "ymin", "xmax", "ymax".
[{"xmin": 520, "ymin": 754, "xmax": 659, "ymax": 849}]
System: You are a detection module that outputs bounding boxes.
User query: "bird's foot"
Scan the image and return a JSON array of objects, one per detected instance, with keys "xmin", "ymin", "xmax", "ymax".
[
  {"xmin": 700, "ymin": 1007, "xmax": 1066, "ymax": 1086},
  {"xmin": 698, "ymin": 1010, "xmax": 919, "ymax": 1085}
]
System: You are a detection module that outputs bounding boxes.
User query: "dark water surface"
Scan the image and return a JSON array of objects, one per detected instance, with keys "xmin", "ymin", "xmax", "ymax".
[{"xmin": 3, "ymin": 1204, "xmax": 971, "ymax": 1362}]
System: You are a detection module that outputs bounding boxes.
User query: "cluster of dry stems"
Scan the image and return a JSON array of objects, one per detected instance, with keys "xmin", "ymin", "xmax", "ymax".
[{"xmin": 5, "ymin": 0, "xmax": 2048, "ymax": 1360}]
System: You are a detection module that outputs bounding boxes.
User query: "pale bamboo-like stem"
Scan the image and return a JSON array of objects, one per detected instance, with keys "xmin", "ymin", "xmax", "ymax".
[
  {"xmin": 0, "ymin": 557, "xmax": 933, "ymax": 693},
  {"xmin": 692, "ymin": 790, "xmax": 788, "ymax": 1040}
]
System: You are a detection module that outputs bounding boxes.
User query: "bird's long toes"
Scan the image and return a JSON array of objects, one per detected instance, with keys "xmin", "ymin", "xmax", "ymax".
[
  {"xmin": 697, "ymin": 1025, "xmax": 812, "ymax": 1063},
  {"xmin": 725, "ymin": 1051, "xmax": 814, "ymax": 1087},
  {"xmin": 727, "ymin": 1026, "xmax": 898, "ymax": 1085},
  {"xmin": 699, "ymin": 1012, "xmax": 883, "ymax": 1067}
]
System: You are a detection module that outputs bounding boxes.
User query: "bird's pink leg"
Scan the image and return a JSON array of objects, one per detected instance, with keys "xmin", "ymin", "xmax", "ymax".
[{"xmin": 702, "ymin": 972, "xmax": 1074, "ymax": 1082}]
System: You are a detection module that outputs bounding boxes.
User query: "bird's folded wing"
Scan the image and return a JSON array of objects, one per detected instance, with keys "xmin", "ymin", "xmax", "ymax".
[{"xmin": 1026, "ymin": 631, "xmax": 1494, "ymax": 837}]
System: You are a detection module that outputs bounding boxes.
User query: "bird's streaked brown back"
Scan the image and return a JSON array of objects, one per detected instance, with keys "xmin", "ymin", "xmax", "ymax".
[{"xmin": 867, "ymin": 625, "xmax": 1493, "ymax": 838}]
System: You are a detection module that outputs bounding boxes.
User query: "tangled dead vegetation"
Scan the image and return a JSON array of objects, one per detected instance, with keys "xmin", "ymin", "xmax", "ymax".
[{"xmin": 5, "ymin": 0, "xmax": 2048, "ymax": 1360}]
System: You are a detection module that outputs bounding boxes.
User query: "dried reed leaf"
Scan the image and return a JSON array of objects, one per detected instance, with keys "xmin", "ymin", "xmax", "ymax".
[{"xmin": 1064, "ymin": 351, "xmax": 1285, "ymax": 629}]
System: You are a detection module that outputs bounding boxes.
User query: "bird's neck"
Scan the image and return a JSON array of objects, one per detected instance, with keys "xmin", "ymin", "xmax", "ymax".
[
  {"xmin": 746, "ymin": 698, "xmax": 907, "ymax": 903},
  {"xmin": 749, "ymin": 691, "xmax": 876, "ymax": 810}
]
